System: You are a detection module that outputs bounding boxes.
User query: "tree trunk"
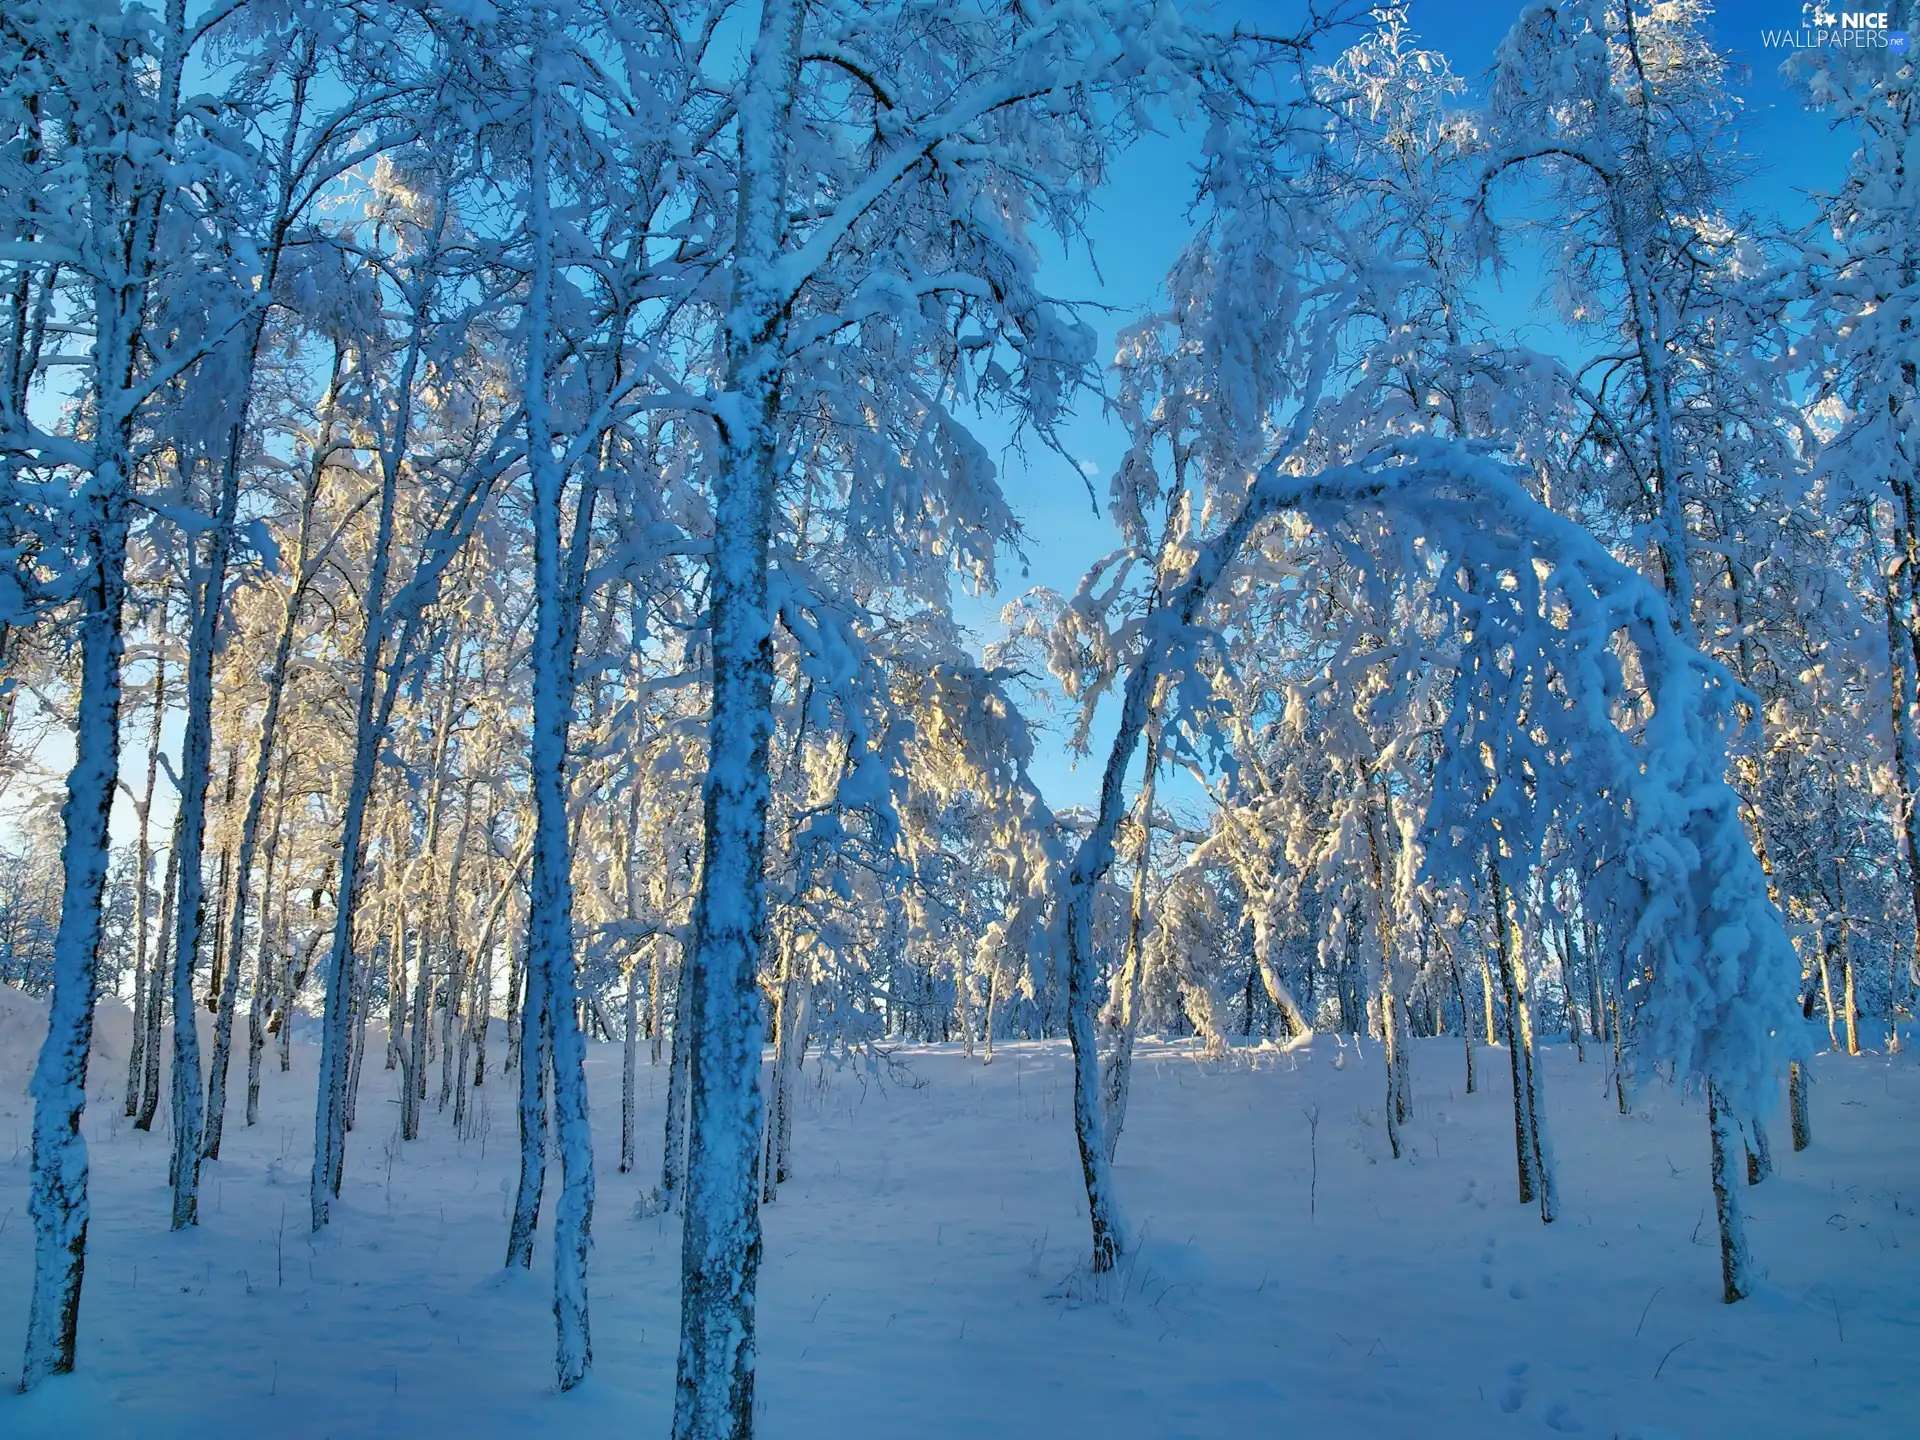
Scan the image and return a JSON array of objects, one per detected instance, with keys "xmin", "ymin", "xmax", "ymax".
[
  {"xmin": 277, "ymin": 880, "xmax": 299, "ymax": 1076},
  {"xmin": 344, "ymin": 948, "xmax": 372, "ymax": 1133},
  {"xmin": 1874, "ymin": 511, "xmax": 1920, "ymax": 1052},
  {"xmin": 1253, "ymin": 930, "xmax": 1310, "ymax": 1039},
  {"xmin": 204, "ymin": 747, "xmax": 238, "ymax": 1011},
  {"xmin": 506, "ymin": 919, "xmax": 526, "ymax": 1076},
  {"xmin": 468, "ymin": 838, "xmax": 528, "ymax": 1098},
  {"xmin": 200, "ymin": 741, "xmax": 245, "ymax": 1159},
  {"xmin": 649, "ymin": 937, "xmax": 666, "ymax": 1066},
  {"xmin": 245, "ymin": 939, "xmax": 270, "ymax": 1130},
  {"xmin": 1380, "ymin": 962, "xmax": 1404, "ymax": 1160},
  {"xmin": 1708, "ymin": 1081, "xmax": 1752, "ymax": 1303},
  {"xmin": 1560, "ymin": 921, "xmax": 1585, "ymax": 1063},
  {"xmin": 434, "ymin": 740, "xmax": 478, "ymax": 1120},
  {"xmin": 1817, "ymin": 933, "xmax": 1840, "ymax": 1050},
  {"xmin": 522, "ymin": 70, "xmax": 597, "ymax": 1386},
  {"xmin": 245, "ymin": 750, "xmax": 290, "ymax": 1129},
  {"xmin": 1490, "ymin": 866, "xmax": 1555, "ymax": 1220},
  {"xmin": 1586, "ymin": 920, "xmax": 1607, "ymax": 1045},
  {"xmin": 506, "ymin": 927, "xmax": 551, "ymax": 1268},
  {"xmin": 472, "ymin": 938, "xmax": 492, "ymax": 1090},
  {"xmin": 1516, "ymin": 905, "xmax": 1558, "ymax": 1222},
  {"xmin": 1789, "ymin": 1061, "xmax": 1811, "ymax": 1151},
  {"xmin": 1610, "ymin": 989, "xmax": 1628, "ymax": 1115},
  {"xmin": 386, "ymin": 883, "xmax": 406, "ymax": 1073},
  {"xmin": 770, "ymin": 944, "xmax": 809, "ymax": 1191},
  {"xmin": 454, "ymin": 957, "xmax": 476, "ymax": 1139},
  {"xmin": 662, "ymin": 942, "xmax": 692, "ymax": 1204},
  {"xmin": 1480, "ymin": 947, "xmax": 1499, "ymax": 1048},
  {"xmin": 983, "ymin": 963, "xmax": 998, "ymax": 1065},
  {"xmin": 440, "ymin": 944, "xmax": 464, "ymax": 1112},
  {"xmin": 1491, "ymin": 871, "xmax": 1536, "ymax": 1204},
  {"xmin": 21, "ymin": 415, "xmax": 133, "ymax": 1387},
  {"xmin": 125, "ymin": 657, "xmax": 166, "ymax": 1118},
  {"xmin": 1441, "ymin": 929, "xmax": 1476, "ymax": 1094},
  {"xmin": 621, "ymin": 961, "xmax": 640, "ymax": 1174},
  {"xmin": 1365, "ymin": 785, "xmax": 1411, "ymax": 1153},
  {"xmin": 955, "ymin": 937, "xmax": 974, "ymax": 1060},
  {"xmin": 1745, "ymin": 1114, "xmax": 1773, "ymax": 1186},
  {"xmin": 136, "ymin": 824, "xmax": 181, "ymax": 1132},
  {"xmin": 404, "ymin": 925, "xmax": 429, "ymax": 1142},
  {"xmin": 673, "ymin": 5, "xmax": 805, "ymax": 1431},
  {"xmin": 1842, "ymin": 936, "xmax": 1860, "ymax": 1056},
  {"xmin": 1100, "ymin": 722, "xmax": 1159, "ymax": 1162}
]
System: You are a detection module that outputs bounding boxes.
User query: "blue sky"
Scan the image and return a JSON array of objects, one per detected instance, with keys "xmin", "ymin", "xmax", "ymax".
[{"xmin": 986, "ymin": 0, "xmax": 1867, "ymax": 815}]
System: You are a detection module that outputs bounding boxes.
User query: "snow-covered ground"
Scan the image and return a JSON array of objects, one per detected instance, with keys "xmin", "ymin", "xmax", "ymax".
[{"xmin": 0, "ymin": 987, "xmax": 1914, "ymax": 1437}]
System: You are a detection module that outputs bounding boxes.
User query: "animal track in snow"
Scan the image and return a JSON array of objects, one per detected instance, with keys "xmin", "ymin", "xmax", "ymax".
[{"xmin": 1499, "ymin": 1360, "xmax": 1530, "ymax": 1414}]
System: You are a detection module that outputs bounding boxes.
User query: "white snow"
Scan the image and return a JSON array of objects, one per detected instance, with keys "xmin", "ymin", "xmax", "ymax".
[{"xmin": 0, "ymin": 988, "xmax": 1914, "ymax": 1437}]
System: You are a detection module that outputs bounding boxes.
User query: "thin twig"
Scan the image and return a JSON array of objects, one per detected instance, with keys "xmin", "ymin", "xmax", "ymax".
[
  {"xmin": 1653, "ymin": 1337, "xmax": 1693, "ymax": 1380},
  {"xmin": 1635, "ymin": 1285, "xmax": 1664, "ymax": 1337},
  {"xmin": 1303, "ymin": 1104, "xmax": 1321, "ymax": 1220}
]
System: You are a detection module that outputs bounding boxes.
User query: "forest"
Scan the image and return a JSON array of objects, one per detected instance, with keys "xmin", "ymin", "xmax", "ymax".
[{"xmin": 0, "ymin": 0, "xmax": 1916, "ymax": 1435}]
